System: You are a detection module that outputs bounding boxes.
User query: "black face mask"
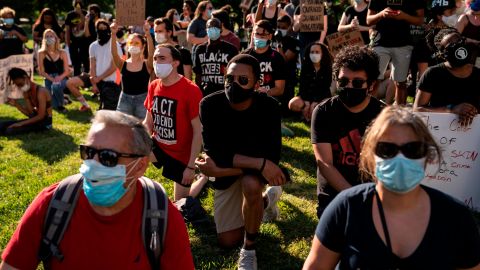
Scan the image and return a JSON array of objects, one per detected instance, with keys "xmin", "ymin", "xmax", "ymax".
[
  {"xmin": 444, "ymin": 39, "xmax": 471, "ymax": 68},
  {"xmin": 337, "ymin": 87, "xmax": 368, "ymax": 107},
  {"xmin": 225, "ymin": 82, "xmax": 254, "ymax": 104},
  {"xmin": 97, "ymin": 29, "xmax": 111, "ymax": 45}
]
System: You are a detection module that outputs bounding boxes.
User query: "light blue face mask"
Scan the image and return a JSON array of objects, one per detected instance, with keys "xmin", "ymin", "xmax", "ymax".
[
  {"xmin": 268, "ymin": 0, "xmax": 276, "ymax": 5},
  {"xmin": 207, "ymin": 27, "xmax": 221, "ymax": 41},
  {"xmin": 254, "ymin": 37, "xmax": 268, "ymax": 49},
  {"xmin": 207, "ymin": 9, "xmax": 213, "ymax": 18},
  {"xmin": 4, "ymin": 18, "xmax": 14, "ymax": 25},
  {"xmin": 375, "ymin": 154, "xmax": 426, "ymax": 194},
  {"xmin": 80, "ymin": 159, "xmax": 140, "ymax": 207}
]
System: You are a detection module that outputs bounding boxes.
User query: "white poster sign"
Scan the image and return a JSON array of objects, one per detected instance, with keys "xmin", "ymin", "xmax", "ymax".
[{"xmin": 0, "ymin": 54, "xmax": 34, "ymax": 103}]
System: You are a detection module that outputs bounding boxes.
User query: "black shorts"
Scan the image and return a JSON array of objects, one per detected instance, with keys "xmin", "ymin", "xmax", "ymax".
[{"xmin": 151, "ymin": 142, "xmax": 190, "ymax": 187}]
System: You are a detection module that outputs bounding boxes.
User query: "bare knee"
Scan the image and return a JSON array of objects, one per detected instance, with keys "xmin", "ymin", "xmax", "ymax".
[
  {"xmin": 241, "ymin": 175, "xmax": 263, "ymax": 203},
  {"xmin": 289, "ymin": 96, "xmax": 304, "ymax": 112},
  {"xmin": 66, "ymin": 77, "xmax": 83, "ymax": 96},
  {"xmin": 218, "ymin": 227, "xmax": 244, "ymax": 249}
]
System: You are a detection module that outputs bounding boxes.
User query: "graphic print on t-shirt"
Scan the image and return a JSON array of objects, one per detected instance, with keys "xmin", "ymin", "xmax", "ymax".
[
  {"xmin": 198, "ymin": 51, "xmax": 229, "ymax": 85},
  {"xmin": 260, "ymin": 61, "xmax": 274, "ymax": 90},
  {"xmin": 151, "ymin": 96, "xmax": 178, "ymax": 145},
  {"xmin": 332, "ymin": 129, "xmax": 361, "ymax": 166}
]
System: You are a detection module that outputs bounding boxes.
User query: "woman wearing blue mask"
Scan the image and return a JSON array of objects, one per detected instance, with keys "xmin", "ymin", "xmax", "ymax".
[
  {"xmin": 303, "ymin": 106, "xmax": 480, "ymax": 270},
  {"xmin": 0, "ymin": 7, "xmax": 28, "ymax": 59},
  {"xmin": 187, "ymin": 1, "xmax": 214, "ymax": 46}
]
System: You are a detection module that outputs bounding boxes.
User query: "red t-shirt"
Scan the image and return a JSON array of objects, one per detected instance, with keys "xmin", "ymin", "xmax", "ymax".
[
  {"xmin": 220, "ymin": 31, "xmax": 241, "ymax": 51},
  {"xmin": 144, "ymin": 77, "xmax": 203, "ymax": 165},
  {"xmin": 1, "ymin": 178, "xmax": 194, "ymax": 270}
]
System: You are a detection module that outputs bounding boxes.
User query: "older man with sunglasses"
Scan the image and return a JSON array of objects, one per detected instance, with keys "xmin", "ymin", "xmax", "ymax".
[
  {"xmin": 195, "ymin": 54, "xmax": 286, "ymax": 270},
  {"xmin": 0, "ymin": 110, "xmax": 194, "ymax": 270},
  {"xmin": 311, "ymin": 46, "xmax": 385, "ymax": 219}
]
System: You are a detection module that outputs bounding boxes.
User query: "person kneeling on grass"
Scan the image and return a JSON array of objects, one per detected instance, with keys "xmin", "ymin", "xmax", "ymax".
[{"xmin": 0, "ymin": 68, "xmax": 52, "ymax": 136}]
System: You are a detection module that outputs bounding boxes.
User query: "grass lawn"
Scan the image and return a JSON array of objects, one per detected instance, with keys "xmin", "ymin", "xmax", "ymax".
[{"xmin": 0, "ymin": 76, "xmax": 319, "ymax": 269}]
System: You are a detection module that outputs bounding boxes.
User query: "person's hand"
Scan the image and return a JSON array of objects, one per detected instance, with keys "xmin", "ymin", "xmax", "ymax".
[
  {"xmin": 143, "ymin": 21, "xmax": 151, "ymax": 34},
  {"xmin": 351, "ymin": 16, "xmax": 359, "ymax": 29},
  {"xmin": 195, "ymin": 154, "xmax": 220, "ymax": 177},
  {"xmin": 181, "ymin": 167, "xmax": 196, "ymax": 185},
  {"xmin": 53, "ymin": 76, "xmax": 62, "ymax": 83},
  {"xmin": 381, "ymin": 7, "xmax": 399, "ymax": 19},
  {"xmin": 110, "ymin": 23, "xmax": 118, "ymax": 36},
  {"xmin": 8, "ymin": 122, "xmax": 22, "ymax": 129},
  {"xmin": 452, "ymin": 103, "xmax": 478, "ymax": 127},
  {"xmin": 90, "ymin": 76, "xmax": 102, "ymax": 84},
  {"xmin": 261, "ymin": 159, "xmax": 286, "ymax": 186},
  {"xmin": 91, "ymin": 84, "xmax": 99, "ymax": 94}
]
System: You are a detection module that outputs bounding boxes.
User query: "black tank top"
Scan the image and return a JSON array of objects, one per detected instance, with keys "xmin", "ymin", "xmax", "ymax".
[
  {"xmin": 262, "ymin": 6, "xmax": 279, "ymax": 30},
  {"xmin": 121, "ymin": 61, "xmax": 150, "ymax": 95},
  {"xmin": 43, "ymin": 53, "xmax": 64, "ymax": 74}
]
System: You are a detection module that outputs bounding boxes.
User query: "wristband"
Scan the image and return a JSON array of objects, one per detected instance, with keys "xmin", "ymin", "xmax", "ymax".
[{"xmin": 259, "ymin": 158, "xmax": 266, "ymax": 172}]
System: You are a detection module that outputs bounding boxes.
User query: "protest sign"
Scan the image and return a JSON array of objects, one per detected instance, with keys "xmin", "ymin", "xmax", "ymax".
[
  {"xmin": 0, "ymin": 54, "xmax": 34, "ymax": 103},
  {"xmin": 115, "ymin": 0, "xmax": 145, "ymax": 26},
  {"xmin": 240, "ymin": 0, "xmax": 254, "ymax": 11},
  {"xmin": 416, "ymin": 112, "xmax": 480, "ymax": 211},
  {"xmin": 325, "ymin": 29, "xmax": 365, "ymax": 56},
  {"xmin": 299, "ymin": 0, "xmax": 324, "ymax": 32}
]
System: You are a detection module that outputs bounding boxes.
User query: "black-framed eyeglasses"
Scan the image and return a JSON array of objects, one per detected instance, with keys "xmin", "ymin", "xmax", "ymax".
[
  {"xmin": 375, "ymin": 141, "xmax": 428, "ymax": 159},
  {"xmin": 80, "ymin": 145, "xmax": 144, "ymax": 167},
  {"xmin": 225, "ymin": 74, "xmax": 250, "ymax": 86},
  {"xmin": 337, "ymin": 77, "xmax": 367, "ymax": 88}
]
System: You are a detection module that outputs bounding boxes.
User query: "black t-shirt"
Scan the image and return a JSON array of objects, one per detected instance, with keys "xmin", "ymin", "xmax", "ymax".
[
  {"xmin": 200, "ymin": 91, "xmax": 282, "ymax": 190},
  {"xmin": 65, "ymin": 10, "xmax": 88, "ymax": 41},
  {"xmin": 368, "ymin": 0, "xmax": 424, "ymax": 47},
  {"xmin": 311, "ymin": 96, "xmax": 384, "ymax": 190},
  {"xmin": 295, "ymin": 5, "xmax": 322, "ymax": 46},
  {"xmin": 298, "ymin": 64, "xmax": 332, "ymax": 102},
  {"xmin": 33, "ymin": 23, "xmax": 64, "ymax": 41},
  {"xmin": 418, "ymin": 63, "xmax": 480, "ymax": 110},
  {"xmin": 193, "ymin": 40, "xmax": 238, "ymax": 96},
  {"xmin": 243, "ymin": 47, "xmax": 286, "ymax": 90},
  {"xmin": 316, "ymin": 183, "xmax": 480, "ymax": 269},
  {"xmin": 187, "ymin": 17, "xmax": 207, "ymax": 38},
  {"xmin": 175, "ymin": 45, "xmax": 193, "ymax": 77},
  {"xmin": 344, "ymin": 5, "xmax": 370, "ymax": 44},
  {"xmin": 0, "ymin": 24, "xmax": 27, "ymax": 59}
]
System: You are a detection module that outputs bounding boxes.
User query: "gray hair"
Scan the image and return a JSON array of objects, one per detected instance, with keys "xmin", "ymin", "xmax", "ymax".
[{"xmin": 90, "ymin": 110, "xmax": 152, "ymax": 156}]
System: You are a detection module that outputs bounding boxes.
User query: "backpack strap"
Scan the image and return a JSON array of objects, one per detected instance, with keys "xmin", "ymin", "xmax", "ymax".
[
  {"xmin": 38, "ymin": 174, "xmax": 83, "ymax": 269},
  {"xmin": 139, "ymin": 177, "xmax": 168, "ymax": 270}
]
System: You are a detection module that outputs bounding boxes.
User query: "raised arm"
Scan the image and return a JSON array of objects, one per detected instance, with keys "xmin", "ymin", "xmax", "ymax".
[{"xmin": 109, "ymin": 23, "xmax": 125, "ymax": 70}]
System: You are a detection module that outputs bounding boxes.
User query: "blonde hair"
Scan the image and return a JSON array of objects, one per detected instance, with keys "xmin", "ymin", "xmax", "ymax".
[
  {"xmin": 0, "ymin": 7, "xmax": 15, "ymax": 17},
  {"xmin": 39, "ymin": 29, "xmax": 61, "ymax": 53},
  {"xmin": 359, "ymin": 106, "xmax": 442, "ymax": 181}
]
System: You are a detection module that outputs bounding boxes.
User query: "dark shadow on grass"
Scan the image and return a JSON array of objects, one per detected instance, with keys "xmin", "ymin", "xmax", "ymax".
[
  {"xmin": 4, "ymin": 128, "xmax": 77, "ymax": 164},
  {"xmin": 281, "ymin": 144, "xmax": 316, "ymax": 177},
  {"xmin": 63, "ymin": 109, "xmax": 94, "ymax": 123},
  {"xmin": 283, "ymin": 118, "xmax": 311, "ymax": 138}
]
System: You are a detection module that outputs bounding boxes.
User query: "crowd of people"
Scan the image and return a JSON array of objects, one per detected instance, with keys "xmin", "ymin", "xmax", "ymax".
[{"xmin": 1, "ymin": 0, "xmax": 480, "ymax": 269}]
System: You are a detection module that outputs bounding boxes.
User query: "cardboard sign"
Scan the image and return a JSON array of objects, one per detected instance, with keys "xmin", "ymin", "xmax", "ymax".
[
  {"xmin": 299, "ymin": 0, "xmax": 324, "ymax": 32},
  {"xmin": 325, "ymin": 29, "xmax": 365, "ymax": 56},
  {"xmin": 416, "ymin": 113, "xmax": 480, "ymax": 211},
  {"xmin": 240, "ymin": 0, "xmax": 255, "ymax": 11},
  {"xmin": 115, "ymin": 0, "xmax": 145, "ymax": 26},
  {"xmin": 0, "ymin": 54, "xmax": 34, "ymax": 103}
]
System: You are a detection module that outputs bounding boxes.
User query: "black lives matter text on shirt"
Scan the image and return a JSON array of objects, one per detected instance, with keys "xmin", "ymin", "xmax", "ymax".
[
  {"xmin": 243, "ymin": 47, "xmax": 286, "ymax": 90},
  {"xmin": 198, "ymin": 52, "xmax": 229, "ymax": 85},
  {"xmin": 151, "ymin": 96, "xmax": 178, "ymax": 145}
]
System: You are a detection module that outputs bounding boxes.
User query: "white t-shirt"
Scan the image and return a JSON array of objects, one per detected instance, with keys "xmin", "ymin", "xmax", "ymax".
[{"xmin": 89, "ymin": 38, "xmax": 123, "ymax": 82}]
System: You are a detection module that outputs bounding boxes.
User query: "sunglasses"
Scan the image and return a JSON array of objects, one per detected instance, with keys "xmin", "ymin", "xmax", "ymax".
[
  {"xmin": 337, "ymin": 77, "xmax": 367, "ymax": 88},
  {"xmin": 225, "ymin": 74, "xmax": 250, "ymax": 86},
  {"xmin": 80, "ymin": 145, "xmax": 144, "ymax": 167},
  {"xmin": 375, "ymin": 141, "xmax": 428, "ymax": 159}
]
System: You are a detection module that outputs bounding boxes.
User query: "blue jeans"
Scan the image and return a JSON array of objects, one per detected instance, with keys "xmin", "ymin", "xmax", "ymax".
[
  {"xmin": 44, "ymin": 74, "xmax": 67, "ymax": 109},
  {"xmin": 116, "ymin": 92, "xmax": 148, "ymax": 120}
]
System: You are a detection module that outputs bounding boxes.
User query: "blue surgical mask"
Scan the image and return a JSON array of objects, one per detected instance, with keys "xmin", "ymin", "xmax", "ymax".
[
  {"xmin": 354, "ymin": 0, "xmax": 363, "ymax": 4},
  {"xmin": 254, "ymin": 37, "xmax": 268, "ymax": 49},
  {"xmin": 4, "ymin": 18, "xmax": 14, "ymax": 25},
  {"xmin": 470, "ymin": 0, "xmax": 480, "ymax": 12},
  {"xmin": 207, "ymin": 9, "xmax": 213, "ymax": 18},
  {"xmin": 80, "ymin": 159, "xmax": 140, "ymax": 207},
  {"xmin": 375, "ymin": 154, "xmax": 426, "ymax": 194},
  {"xmin": 268, "ymin": 0, "xmax": 276, "ymax": 5},
  {"xmin": 207, "ymin": 27, "xmax": 221, "ymax": 41}
]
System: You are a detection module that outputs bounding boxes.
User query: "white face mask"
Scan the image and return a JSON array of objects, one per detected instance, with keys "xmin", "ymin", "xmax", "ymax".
[
  {"xmin": 155, "ymin": 33, "xmax": 167, "ymax": 44},
  {"xmin": 154, "ymin": 63, "xmax": 173, "ymax": 79},
  {"xmin": 309, "ymin": 53, "xmax": 321, "ymax": 63},
  {"xmin": 441, "ymin": 14, "xmax": 458, "ymax": 27},
  {"xmin": 128, "ymin": 46, "xmax": 142, "ymax": 55}
]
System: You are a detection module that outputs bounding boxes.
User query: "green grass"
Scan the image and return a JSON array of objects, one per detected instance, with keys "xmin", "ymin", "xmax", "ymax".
[{"xmin": 0, "ymin": 77, "xmax": 319, "ymax": 269}]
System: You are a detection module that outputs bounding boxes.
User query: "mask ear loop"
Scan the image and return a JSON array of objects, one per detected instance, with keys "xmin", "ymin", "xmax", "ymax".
[{"xmin": 125, "ymin": 158, "xmax": 143, "ymax": 188}]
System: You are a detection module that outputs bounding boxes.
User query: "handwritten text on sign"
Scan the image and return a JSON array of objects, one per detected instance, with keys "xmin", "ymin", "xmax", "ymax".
[
  {"xmin": 115, "ymin": 0, "xmax": 145, "ymax": 26},
  {"xmin": 417, "ymin": 113, "xmax": 480, "ymax": 211},
  {"xmin": 300, "ymin": 0, "xmax": 324, "ymax": 32},
  {"xmin": 326, "ymin": 29, "xmax": 365, "ymax": 56},
  {"xmin": 0, "ymin": 54, "xmax": 34, "ymax": 103}
]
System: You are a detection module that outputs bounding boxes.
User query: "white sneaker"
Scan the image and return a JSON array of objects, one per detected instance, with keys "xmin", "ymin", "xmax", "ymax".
[
  {"xmin": 262, "ymin": 186, "xmax": 282, "ymax": 222},
  {"xmin": 238, "ymin": 248, "xmax": 257, "ymax": 270}
]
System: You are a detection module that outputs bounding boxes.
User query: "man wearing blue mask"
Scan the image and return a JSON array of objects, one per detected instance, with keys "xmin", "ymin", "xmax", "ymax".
[
  {"xmin": 0, "ymin": 7, "xmax": 28, "ymax": 59},
  {"xmin": 311, "ymin": 46, "xmax": 384, "ymax": 219},
  {"xmin": 193, "ymin": 18, "xmax": 239, "ymax": 96},
  {"xmin": 0, "ymin": 110, "xmax": 194, "ymax": 269}
]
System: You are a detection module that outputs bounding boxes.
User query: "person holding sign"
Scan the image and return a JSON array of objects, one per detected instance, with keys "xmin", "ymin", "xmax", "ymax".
[
  {"xmin": 337, "ymin": 0, "xmax": 371, "ymax": 44},
  {"xmin": 0, "ymin": 68, "xmax": 52, "ymax": 135},
  {"xmin": 293, "ymin": 0, "xmax": 328, "ymax": 57},
  {"xmin": 303, "ymin": 106, "xmax": 480, "ymax": 270},
  {"xmin": 311, "ymin": 46, "xmax": 384, "ymax": 219},
  {"xmin": 414, "ymin": 28, "xmax": 480, "ymax": 127}
]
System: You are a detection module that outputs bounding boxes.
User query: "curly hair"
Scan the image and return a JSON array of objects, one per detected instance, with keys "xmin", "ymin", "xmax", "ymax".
[
  {"xmin": 332, "ymin": 45, "xmax": 379, "ymax": 86},
  {"xmin": 433, "ymin": 27, "xmax": 459, "ymax": 53}
]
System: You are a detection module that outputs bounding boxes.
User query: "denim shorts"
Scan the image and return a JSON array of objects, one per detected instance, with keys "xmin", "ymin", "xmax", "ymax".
[{"xmin": 116, "ymin": 92, "xmax": 148, "ymax": 120}]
